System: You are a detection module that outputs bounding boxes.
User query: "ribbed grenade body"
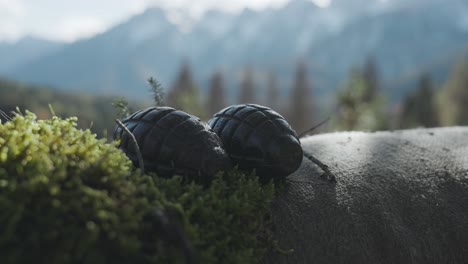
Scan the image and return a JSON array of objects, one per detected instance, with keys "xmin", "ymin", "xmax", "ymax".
[
  {"xmin": 113, "ymin": 106, "xmax": 231, "ymax": 183},
  {"xmin": 208, "ymin": 104, "xmax": 303, "ymax": 182}
]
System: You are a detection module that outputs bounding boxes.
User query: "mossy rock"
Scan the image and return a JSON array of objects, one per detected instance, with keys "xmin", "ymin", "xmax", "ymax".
[{"xmin": 0, "ymin": 112, "xmax": 275, "ymax": 264}]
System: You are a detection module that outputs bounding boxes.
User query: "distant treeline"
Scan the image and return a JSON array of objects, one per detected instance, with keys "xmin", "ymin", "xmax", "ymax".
[
  {"xmin": 0, "ymin": 79, "xmax": 145, "ymax": 138},
  {"xmin": 1, "ymin": 55, "xmax": 468, "ymax": 137},
  {"xmin": 168, "ymin": 56, "xmax": 387, "ymax": 134},
  {"xmin": 167, "ymin": 61, "xmax": 319, "ymax": 134},
  {"xmin": 167, "ymin": 55, "xmax": 468, "ymax": 133}
]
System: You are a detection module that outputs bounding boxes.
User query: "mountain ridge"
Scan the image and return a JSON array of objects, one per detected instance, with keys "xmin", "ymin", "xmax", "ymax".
[
  {"xmin": 0, "ymin": 36, "xmax": 64, "ymax": 73},
  {"xmin": 2, "ymin": 0, "xmax": 467, "ymax": 103}
]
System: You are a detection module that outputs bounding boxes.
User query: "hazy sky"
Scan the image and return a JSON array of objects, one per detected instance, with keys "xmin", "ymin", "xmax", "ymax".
[{"xmin": 0, "ymin": 0, "xmax": 332, "ymax": 43}]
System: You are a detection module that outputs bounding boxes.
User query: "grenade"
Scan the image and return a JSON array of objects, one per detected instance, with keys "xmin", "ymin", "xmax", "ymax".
[
  {"xmin": 208, "ymin": 104, "xmax": 303, "ymax": 182},
  {"xmin": 113, "ymin": 106, "xmax": 231, "ymax": 183}
]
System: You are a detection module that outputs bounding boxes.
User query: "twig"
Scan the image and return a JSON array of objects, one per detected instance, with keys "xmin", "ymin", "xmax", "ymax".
[
  {"xmin": 298, "ymin": 117, "xmax": 330, "ymax": 138},
  {"xmin": 48, "ymin": 104, "xmax": 57, "ymax": 116},
  {"xmin": 115, "ymin": 119, "xmax": 145, "ymax": 175},
  {"xmin": 10, "ymin": 110, "xmax": 20, "ymax": 117},
  {"xmin": 0, "ymin": 110, "xmax": 12, "ymax": 121},
  {"xmin": 303, "ymin": 151, "xmax": 336, "ymax": 182}
]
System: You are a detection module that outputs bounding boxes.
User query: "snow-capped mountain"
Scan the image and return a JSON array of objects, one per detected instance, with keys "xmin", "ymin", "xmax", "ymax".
[{"xmin": 2, "ymin": 0, "xmax": 467, "ymax": 102}]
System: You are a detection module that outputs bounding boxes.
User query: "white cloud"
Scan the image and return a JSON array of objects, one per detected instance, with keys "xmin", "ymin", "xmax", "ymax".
[
  {"xmin": 51, "ymin": 16, "xmax": 107, "ymax": 42},
  {"xmin": 143, "ymin": 0, "xmax": 291, "ymax": 16},
  {"xmin": 0, "ymin": 0, "xmax": 333, "ymax": 42},
  {"xmin": 314, "ymin": 0, "xmax": 332, "ymax": 7},
  {"xmin": 0, "ymin": 0, "xmax": 26, "ymax": 16},
  {"xmin": 0, "ymin": 22, "xmax": 23, "ymax": 41},
  {"xmin": 0, "ymin": 0, "xmax": 27, "ymax": 41}
]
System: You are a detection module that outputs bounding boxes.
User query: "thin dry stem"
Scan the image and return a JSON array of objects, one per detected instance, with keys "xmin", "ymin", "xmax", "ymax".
[
  {"xmin": 303, "ymin": 151, "xmax": 336, "ymax": 182},
  {"xmin": 115, "ymin": 119, "xmax": 145, "ymax": 175},
  {"xmin": 298, "ymin": 117, "xmax": 330, "ymax": 138},
  {"xmin": 0, "ymin": 110, "xmax": 12, "ymax": 121}
]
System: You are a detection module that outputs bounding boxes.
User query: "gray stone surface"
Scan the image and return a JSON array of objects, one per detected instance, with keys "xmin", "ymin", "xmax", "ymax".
[{"xmin": 267, "ymin": 127, "xmax": 468, "ymax": 264}]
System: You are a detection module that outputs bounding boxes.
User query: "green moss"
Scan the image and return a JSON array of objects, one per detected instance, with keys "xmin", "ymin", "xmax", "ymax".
[
  {"xmin": 154, "ymin": 172, "xmax": 275, "ymax": 263},
  {"xmin": 0, "ymin": 112, "xmax": 275, "ymax": 263}
]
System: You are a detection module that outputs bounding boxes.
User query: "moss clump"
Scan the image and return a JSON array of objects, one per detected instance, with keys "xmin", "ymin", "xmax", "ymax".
[
  {"xmin": 0, "ymin": 112, "xmax": 275, "ymax": 264},
  {"xmin": 154, "ymin": 173, "xmax": 275, "ymax": 263}
]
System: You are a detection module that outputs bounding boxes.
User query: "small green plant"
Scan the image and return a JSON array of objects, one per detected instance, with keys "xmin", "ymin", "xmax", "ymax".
[
  {"xmin": 148, "ymin": 76, "xmax": 165, "ymax": 106},
  {"xmin": 0, "ymin": 111, "xmax": 276, "ymax": 264},
  {"xmin": 112, "ymin": 77, "xmax": 164, "ymax": 119},
  {"xmin": 112, "ymin": 98, "xmax": 131, "ymax": 118}
]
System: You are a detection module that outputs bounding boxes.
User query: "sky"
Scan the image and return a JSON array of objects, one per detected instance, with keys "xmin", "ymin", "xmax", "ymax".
[{"xmin": 0, "ymin": 0, "xmax": 332, "ymax": 43}]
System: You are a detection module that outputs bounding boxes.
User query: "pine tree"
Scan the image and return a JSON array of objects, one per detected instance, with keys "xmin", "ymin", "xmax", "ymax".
[
  {"xmin": 334, "ymin": 64, "xmax": 388, "ymax": 131},
  {"xmin": 437, "ymin": 58, "xmax": 468, "ymax": 126},
  {"xmin": 363, "ymin": 55, "xmax": 379, "ymax": 103},
  {"xmin": 399, "ymin": 73, "xmax": 438, "ymax": 128},
  {"xmin": 266, "ymin": 72, "xmax": 280, "ymax": 111},
  {"xmin": 414, "ymin": 74, "xmax": 438, "ymax": 127},
  {"xmin": 289, "ymin": 61, "xmax": 313, "ymax": 134},
  {"xmin": 207, "ymin": 71, "xmax": 226, "ymax": 116},
  {"xmin": 167, "ymin": 61, "xmax": 205, "ymax": 118},
  {"xmin": 238, "ymin": 67, "xmax": 256, "ymax": 104},
  {"xmin": 167, "ymin": 61, "xmax": 194, "ymax": 106}
]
